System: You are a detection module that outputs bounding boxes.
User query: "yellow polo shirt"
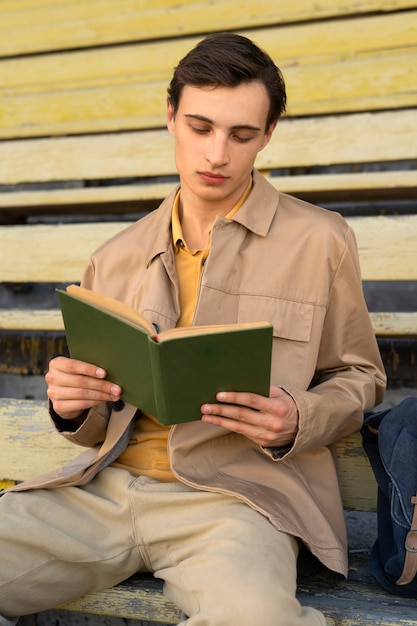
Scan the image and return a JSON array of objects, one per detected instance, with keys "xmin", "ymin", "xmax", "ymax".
[{"xmin": 112, "ymin": 180, "xmax": 252, "ymax": 481}]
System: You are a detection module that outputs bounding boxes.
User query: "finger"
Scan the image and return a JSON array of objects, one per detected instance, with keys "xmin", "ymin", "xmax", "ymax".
[
  {"xmin": 201, "ymin": 409, "xmax": 280, "ymax": 446},
  {"xmin": 202, "ymin": 401, "xmax": 256, "ymax": 422},
  {"xmin": 215, "ymin": 390, "xmax": 266, "ymax": 411},
  {"xmin": 48, "ymin": 384, "xmax": 122, "ymax": 420},
  {"xmin": 47, "ymin": 357, "xmax": 121, "ymax": 394},
  {"xmin": 48, "ymin": 381, "xmax": 121, "ymax": 402},
  {"xmin": 60, "ymin": 373, "xmax": 120, "ymax": 396},
  {"xmin": 47, "ymin": 356, "xmax": 107, "ymax": 379}
]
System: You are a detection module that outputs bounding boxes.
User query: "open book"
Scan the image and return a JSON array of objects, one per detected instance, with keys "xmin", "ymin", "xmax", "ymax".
[{"xmin": 57, "ymin": 285, "xmax": 273, "ymax": 425}]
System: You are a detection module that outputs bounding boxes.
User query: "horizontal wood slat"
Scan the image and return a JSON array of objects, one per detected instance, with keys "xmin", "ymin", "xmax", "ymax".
[
  {"xmin": 1, "ymin": 0, "xmax": 415, "ymax": 57},
  {"xmin": 0, "ymin": 398, "xmax": 376, "ymax": 511},
  {"xmin": 1, "ymin": 110, "xmax": 416, "ymax": 185},
  {"xmin": 1, "ymin": 170, "xmax": 416, "ymax": 217},
  {"xmin": 347, "ymin": 214, "xmax": 417, "ymax": 281},
  {"xmin": 1, "ymin": 309, "xmax": 415, "ymax": 338},
  {"xmin": 0, "ymin": 399, "xmax": 80, "ymax": 481},
  {"xmin": 1, "ymin": 12, "xmax": 416, "ymax": 139},
  {"xmin": 1, "ymin": 214, "xmax": 416, "ymax": 283},
  {"xmin": 1, "ymin": 214, "xmax": 415, "ymax": 337}
]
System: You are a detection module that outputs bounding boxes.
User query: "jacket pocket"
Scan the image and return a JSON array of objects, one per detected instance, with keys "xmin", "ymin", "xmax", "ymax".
[
  {"xmin": 237, "ymin": 295, "xmax": 314, "ymax": 342},
  {"xmin": 237, "ymin": 295, "xmax": 316, "ymax": 387}
]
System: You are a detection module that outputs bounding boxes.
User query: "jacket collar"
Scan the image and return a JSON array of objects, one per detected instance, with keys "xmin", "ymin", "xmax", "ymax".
[
  {"xmin": 145, "ymin": 170, "xmax": 279, "ymax": 266},
  {"xmin": 230, "ymin": 169, "xmax": 279, "ymax": 237}
]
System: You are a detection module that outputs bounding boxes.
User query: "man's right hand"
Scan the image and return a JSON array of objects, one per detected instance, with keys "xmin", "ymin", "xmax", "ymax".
[{"xmin": 45, "ymin": 356, "xmax": 122, "ymax": 422}]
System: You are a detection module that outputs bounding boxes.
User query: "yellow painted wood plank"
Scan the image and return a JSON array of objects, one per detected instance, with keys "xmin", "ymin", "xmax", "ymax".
[
  {"xmin": 1, "ymin": 110, "xmax": 415, "ymax": 185},
  {"xmin": 1, "ymin": 0, "xmax": 415, "ymax": 57},
  {"xmin": 335, "ymin": 434, "xmax": 377, "ymax": 511},
  {"xmin": 1, "ymin": 12, "xmax": 416, "ymax": 138},
  {"xmin": 0, "ymin": 479, "xmax": 15, "ymax": 489},
  {"xmin": 0, "ymin": 222, "xmax": 127, "ymax": 283},
  {"xmin": 4, "ymin": 13, "xmax": 415, "ymax": 93},
  {"xmin": 0, "ymin": 214, "xmax": 416, "ymax": 283},
  {"xmin": 1, "ymin": 171, "xmax": 416, "ymax": 214},
  {"xmin": 2, "ymin": 309, "xmax": 415, "ymax": 337},
  {"xmin": 267, "ymin": 171, "xmax": 417, "ymax": 197},
  {"xmin": 347, "ymin": 215, "xmax": 417, "ymax": 281},
  {"xmin": 56, "ymin": 554, "xmax": 417, "ymax": 624},
  {"xmin": 0, "ymin": 397, "xmax": 375, "ymax": 511},
  {"xmin": 0, "ymin": 399, "xmax": 80, "ymax": 482},
  {"xmin": 368, "ymin": 313, "xmax": 417, "ymax": 336},
  {"xmin": 0, "ymin": 309, "xmax": 64, "ymax": 331},
  {"xmin": 263, "ymin": 109, "xmax": 417, "ymax": 170},
  {"xmin": 285, "ymin": 51, "xmax": 417, "ymax": 117},
  {"xmin": 0, "ymin": 129, "xmax": 174, "ymax": 184},
  {"xmin": 58, "ymin": 576, "xmax": 181, "ymax": 622},
  {"xmin": 0, "ymin": 182, "xmax": 177, "ymax": 209},
  {"xmin": 2, "ymin": 52, "xmax": 416, "ymax": 139}
]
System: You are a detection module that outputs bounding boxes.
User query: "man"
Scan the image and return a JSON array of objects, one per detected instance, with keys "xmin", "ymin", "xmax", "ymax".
[{"xmin": 0, "ymin": 33, "xmax": 385, "ymax": 625}]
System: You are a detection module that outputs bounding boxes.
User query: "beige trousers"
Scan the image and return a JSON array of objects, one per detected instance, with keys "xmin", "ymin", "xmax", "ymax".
[{"xmin": 0, "ymin": 467, "xmax": 325, "ymax": 625}]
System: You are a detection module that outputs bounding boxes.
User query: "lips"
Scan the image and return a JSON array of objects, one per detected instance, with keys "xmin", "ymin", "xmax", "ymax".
[{"xmin": 199, "ymin": 171, "xmax": 227, "ymax": 184}]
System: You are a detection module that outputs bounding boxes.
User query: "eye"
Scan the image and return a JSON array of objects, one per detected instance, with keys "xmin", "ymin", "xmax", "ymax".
[
  {"xmin": 233, "ymin": 134, "xmax": 252, "ymax": 144},
  {"xmin": 191, "ymin": 124, "xmax": 210, "ymax": 135}
]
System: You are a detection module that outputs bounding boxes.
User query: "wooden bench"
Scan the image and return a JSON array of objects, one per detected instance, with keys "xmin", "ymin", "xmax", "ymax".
[
  {"xmin": 2, "ymin": 400, "xmax": 417, "ymax": 625},
  {"xmin": 1, "ymin": 0, "xmax": 417, "ymax": 623}
]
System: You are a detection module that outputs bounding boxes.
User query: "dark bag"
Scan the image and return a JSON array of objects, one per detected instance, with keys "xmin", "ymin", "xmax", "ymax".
[{"xmin": 361, "ymin": 397, "xmax": 417, "ymax": 598}]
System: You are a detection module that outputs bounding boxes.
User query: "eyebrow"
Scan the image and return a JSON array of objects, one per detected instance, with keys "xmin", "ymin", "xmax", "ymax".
[{"xmin": 183, "ymin": 113, "xmax": 262, "ymax": 132}]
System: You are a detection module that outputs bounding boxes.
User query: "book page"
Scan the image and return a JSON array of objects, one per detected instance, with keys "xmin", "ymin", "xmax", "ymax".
[
  {"xmin": 65, "ymin": 285, "xmax": 271, "ymax": 342},
  {"xmin": 158, "ymin": 320, "xmax": 271, "ymax": 341},
  {"xmin": 66, "ymin": 285, "xmax": 156, "ymax": 336}
]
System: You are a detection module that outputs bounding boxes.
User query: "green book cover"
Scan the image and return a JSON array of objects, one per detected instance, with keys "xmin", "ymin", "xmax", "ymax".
[{"xmin": 57, "ymin": 287, "xmax": 273, "ymax": 425}]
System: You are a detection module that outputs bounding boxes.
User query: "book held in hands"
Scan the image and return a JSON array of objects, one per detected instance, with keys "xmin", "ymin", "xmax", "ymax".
[{"xmin": 57, "ymin": 284, "xmax": 273, "ymax": 425}]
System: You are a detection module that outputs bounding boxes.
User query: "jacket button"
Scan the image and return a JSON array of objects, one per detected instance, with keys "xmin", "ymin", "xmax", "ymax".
[{"xmin": 112, "ymin": 400, "xmax": 125, "ymax": 412}]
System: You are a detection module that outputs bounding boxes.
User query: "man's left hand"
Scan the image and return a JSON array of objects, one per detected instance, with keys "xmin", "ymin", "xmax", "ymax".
[{"xmin": 201, "ymin": 386, "xmax": 299, "ymax": 448}]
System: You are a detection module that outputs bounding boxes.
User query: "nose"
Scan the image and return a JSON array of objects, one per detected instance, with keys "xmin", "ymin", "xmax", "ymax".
[{"xmin": 206, "ymin": 132, "xmax": 229, "ymax": 167}]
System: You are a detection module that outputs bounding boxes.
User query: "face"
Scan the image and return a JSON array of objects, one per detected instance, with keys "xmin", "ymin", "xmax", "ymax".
[{"xmin": 167, "ymin": 82, "xmax": 276, "ymax": 212}]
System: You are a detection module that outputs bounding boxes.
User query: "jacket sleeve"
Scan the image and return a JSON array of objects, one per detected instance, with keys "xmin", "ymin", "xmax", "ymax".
[
  {"xmin": 49, "ymin": 256, "xmax": 112, "ymax": 447},
  {"xmin": 273, "ymin": 226, "xmax": 386, "ymax": 458},
  {"xmin": 50, "ymin": 400, "xmax": 111, "ymax": 448}
]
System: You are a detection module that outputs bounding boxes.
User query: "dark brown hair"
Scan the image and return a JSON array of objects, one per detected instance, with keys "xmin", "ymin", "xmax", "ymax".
[{"xmin": 167, "ymin": 33, "xmax": 287, "ymax": 129}]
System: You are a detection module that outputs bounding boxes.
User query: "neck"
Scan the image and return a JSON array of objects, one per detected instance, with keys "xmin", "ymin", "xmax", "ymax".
[
  {"xmin": 179, "ymin": 202, "xmax": 214, "ymax": 250},
  {"xmin": 178, "ymin": 180, "xmax": 249, "ymax": 249}
]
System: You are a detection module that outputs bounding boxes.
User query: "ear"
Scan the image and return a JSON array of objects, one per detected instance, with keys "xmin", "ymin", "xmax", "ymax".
[
  {"xmin": 260, "ymin": 121, "xmax": 278, "ymax": 151},
  {"xmin": 167, "ymin": 99, "xmax": 175, "ymax": 136}
]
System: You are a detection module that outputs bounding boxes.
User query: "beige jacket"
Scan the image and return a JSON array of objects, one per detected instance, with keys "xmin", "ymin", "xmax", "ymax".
[{"xmin": 11, "ymin": 171, "xmax": 386, "ymax": 577}]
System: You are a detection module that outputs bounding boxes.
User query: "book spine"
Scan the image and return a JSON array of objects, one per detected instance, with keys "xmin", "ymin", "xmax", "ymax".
[{"xmin": 148, "ymin": 338, "xmax": 170, "ymax": 425}]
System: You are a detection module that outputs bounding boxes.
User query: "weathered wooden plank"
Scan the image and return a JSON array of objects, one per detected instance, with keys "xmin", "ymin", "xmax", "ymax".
[
  {"xmin": 1, "ymin": 170, "xmax": 416, "ymax": 220},
  {"xmin": 1, "ymin": 110, "xmax": 416, "ymax": 185},
  {"xmin": 0, "ymin": 309, "xmax": 65, "ymax": 331},
  {"xmin": 58, "ymin": 574, "xmax": 181, "ymax": 623},
  {"xmin": 1, "ymin": 214, "xmax": 416, "ymax": 283},
  {"xmin": 1, "ymin": 310, "xmax": 416, "ymax": 341},
  {"xmin": 369, "ymin": 313, "xmax": 417, "ymax": 337},
  {"xmin": 349, "ymin": 214, "xmax": 417, "ymax": 282},
  {"xmin": 57, "ymin": 552, "xmax": 417, "ymax": 624},
  {"xmin": 1, "ymin": 0, "xmax": 415, "ymax": 57},
  {"xmin": 0, "ymin": 181, "xmax": 176, "ymax": 211},
  {"xmin": 0, "ymin": 222, "xmax": 126, "ymax": 283},
  {"xmin": 0, "ymin": 331, "xmax": 68, "ymax": 375},
  {"xmin": 2, "ymin": 52, "xmax": 415, "ymax": 138},
  {"xmin": 1, "ymin": 12, "xmax": 416, "ymax": 138},
  {"xmin": 0, "ymin": 399, "xmax": 80, "ymax": 482},
  {"xmin": 335, "ymin": 436, "xmax": 377, "ymax": 511},
  {"xmin": 0, "ymin": 398, "xmax": 376, "ymax": 512},
  {"xmin": 5, "ymin": 12, "xmax": 415, "ymax": 94},
  {"xmin": 298, "ymin": 552, "xmax": 417, "ymax": 625}
]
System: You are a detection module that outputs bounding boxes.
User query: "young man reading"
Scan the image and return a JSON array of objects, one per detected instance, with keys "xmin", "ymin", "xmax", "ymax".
[{"xmin": 0, "ymin": 33, "xmax": 385, "ymax": 626}]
